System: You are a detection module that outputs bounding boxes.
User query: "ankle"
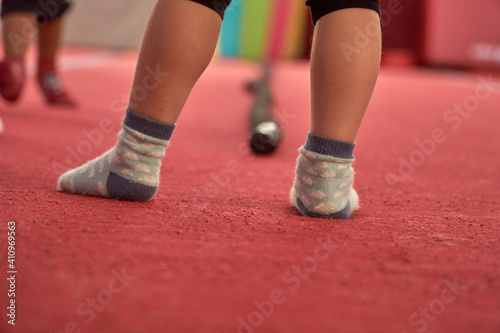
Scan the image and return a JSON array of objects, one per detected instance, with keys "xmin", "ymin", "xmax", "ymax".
[
  {"xmin": 3, "ymin": 56, "xmax": 24, "ymax": 62},
  {"xmin": 38, "ymin": 59, "xmax": 56, "ymax": 70},
  {"xmin": 305, "ymin": 132, "xmax": 355, "ymax": 158},
  {"xmin": 37, "ymin": 59, "xmax": 58, "ymax": 80},
  {"xmin": 2, "ymin": 57, "xmax": 25, "ymax": 73}
]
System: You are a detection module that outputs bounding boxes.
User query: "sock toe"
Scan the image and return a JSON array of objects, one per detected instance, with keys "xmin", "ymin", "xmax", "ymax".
[
  {"xmin": 349, "ymin": 189, "xmax": 360, "ymax": 211},
  {"xmin": 290, "ymin": 187, "xmax": 298, "ymax": 208},
  {"xmin": 57, "ymin": 175, "xmax": 64, "ymax": 191}
]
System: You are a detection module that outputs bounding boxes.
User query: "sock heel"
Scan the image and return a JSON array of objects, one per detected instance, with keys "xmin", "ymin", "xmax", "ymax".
[
  {"xmin": 106, "ymin": 172, "xmax": 157, "ymax": 202},
  {"xmin": 296, "ymin": 198, "xmax": 352, "ymax": 219}
]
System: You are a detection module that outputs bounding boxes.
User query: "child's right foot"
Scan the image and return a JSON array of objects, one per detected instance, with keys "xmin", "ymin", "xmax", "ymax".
[
  {"xmin": 290, "ymin": 133, "xmax": 360, "ymax": 219},
  {"xmin": 0, "ymin": 58, "xmax": 26, "ymax": 103},
  {"xmin": 37, "ymin": 60, "xmax": 77, "ymax": 107}
]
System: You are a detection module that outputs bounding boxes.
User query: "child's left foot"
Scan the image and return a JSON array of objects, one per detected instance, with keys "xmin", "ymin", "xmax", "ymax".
[
  {"xmin": 58, "ymin": 108, "xmax": 175, "ymax": 201},
  {"xmin": 37, "ymin": 60, "xmax": 76, "ymax": 107},
  {"xmin": 290, "ymin": 133, "xmax": 360, "ymax": 219},
  {"xmin": 0, "ymin": 58, "xmax": 26, "ymax": 103}
]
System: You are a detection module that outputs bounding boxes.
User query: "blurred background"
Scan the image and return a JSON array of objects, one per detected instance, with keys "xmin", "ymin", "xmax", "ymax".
[{"xmin": 58, "ymin": 0, "xmax": 500, "ymax": 71}]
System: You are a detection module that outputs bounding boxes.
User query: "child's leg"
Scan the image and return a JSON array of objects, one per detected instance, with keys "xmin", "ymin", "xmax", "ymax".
[
  {"xmin": 58, "ymin": 0, "xmax": 229, "ymax": 200},
  {"xmin": 1, "ymin": 0, "xmax": 71, "ymax": 58},
  {"xmin": 2, "ymin": 12, "xmax": 36, "ymax": 59},
  {"xmin": 37, "ymin": 16, "xmax": 63, "ymax": 62},
  {"xmin": 0, "ymin": 12, "xmax": 35, "ymax": 101},
  {"xmin": 129, "ymin": 0, "xmax": 224, "ymax": 125},
  {"xmin": 0, "ymin": 0, "xmax": 72, "ymax": 103},
  {"xmin": 311, "ymin": 8, "xmax": 381, "ymax": 142},
  {"xmin": 37, "ymin": 16, "xmax": 76, "ymax": 106},
  {"xmin": 291, "ymin": 4, "xmax": 381, "ymax": 219}
]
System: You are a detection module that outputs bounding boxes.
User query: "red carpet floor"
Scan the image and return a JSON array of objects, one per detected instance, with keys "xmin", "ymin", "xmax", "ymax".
[{"xmin": 1, "ymin": 48, "xmax": 499, "ymax": 333}]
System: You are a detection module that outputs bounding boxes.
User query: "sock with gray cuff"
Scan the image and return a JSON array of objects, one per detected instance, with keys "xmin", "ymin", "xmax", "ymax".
[
  {"xmin": 290, "ymin": 133, "xmax": 359, "ymax": 219},
  {"xmin": 58, "ymin": 108, "xmax": 175, "ymax": 202}
]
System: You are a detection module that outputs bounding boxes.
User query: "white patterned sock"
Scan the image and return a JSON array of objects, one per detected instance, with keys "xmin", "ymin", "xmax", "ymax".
[
  {"xmin": 291, "ymin": 133, "xmax": 359, "ymax": 219},
  {"xmin": 58, "ymin": 108, "xmax": 175, "ymax": 202}
]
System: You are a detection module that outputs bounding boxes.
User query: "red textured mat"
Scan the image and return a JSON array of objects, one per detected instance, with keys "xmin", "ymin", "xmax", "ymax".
[{"xmin": 0, "ymin": 48, "xmax": 499, "ymax": 333}]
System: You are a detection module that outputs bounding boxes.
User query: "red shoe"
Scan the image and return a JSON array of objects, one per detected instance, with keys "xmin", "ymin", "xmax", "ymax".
[
  {"xmin": 0, "ymin": 58, "xmax": 26, "ymax": 103},
  {"xmin": 37, "ymin": 60, "xmax": 77, "ymax": 108}
]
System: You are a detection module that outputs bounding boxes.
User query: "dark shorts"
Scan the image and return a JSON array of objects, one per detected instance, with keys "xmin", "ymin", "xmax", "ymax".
[
  {"xmin": 191, "ymin": 0, "xmax": 380, "ymax": 24},
  {"xmin": 305, "ymin": 0, "xmax": 380, "ymax": 24},
  {"xmin": 1, "ymin": 0, "xmax": 72, "ymax": 24}
]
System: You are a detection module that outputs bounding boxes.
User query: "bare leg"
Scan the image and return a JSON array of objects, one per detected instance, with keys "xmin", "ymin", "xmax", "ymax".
[
  {"xmin": 0, "ymin": 12, "xmax": 36, "ymax": 101},
  {"xmin": 291, "ymin": 8, "xmax": 381, "ymax": 219},
  {"xmin": 38, "ymin": 16, "xmax": 63, "ymax": 61},
  {"xmin": 36, "ymin": 16, "xmax": 75, "ymax": 106},
  {"xmin": 57, "ymin": 0, "xmax": 222, "ymax": 200},
  {"xmin": 310, "ymin": 8, "xmax": 381, "ymax": 143},
  {"xmin": 2, "ymin": 12, "xmax": 37, "ymax": 59},
  {"xmin": 129, "ymin": 0, "xmax": 222, "ymax": 125}
]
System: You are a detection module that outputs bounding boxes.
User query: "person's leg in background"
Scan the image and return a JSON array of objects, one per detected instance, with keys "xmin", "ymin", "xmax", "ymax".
[
  {"xmin": 57, "ymin": 0, "xmax": 231, "ymax": 201},
  {"xmin": 0, "ymin": 9, "xmax": 36, "ymax": 102},
  {"xmin": 291, "ymin": 1, "xmax": 381, "ymax": 219},
  {"xmin": 37, "ymin": 8, "xmax": 76, "ymax": 107},
  {"xmin": 0, "ymin": 0, "xmax": 75, "ymax": 105}
]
